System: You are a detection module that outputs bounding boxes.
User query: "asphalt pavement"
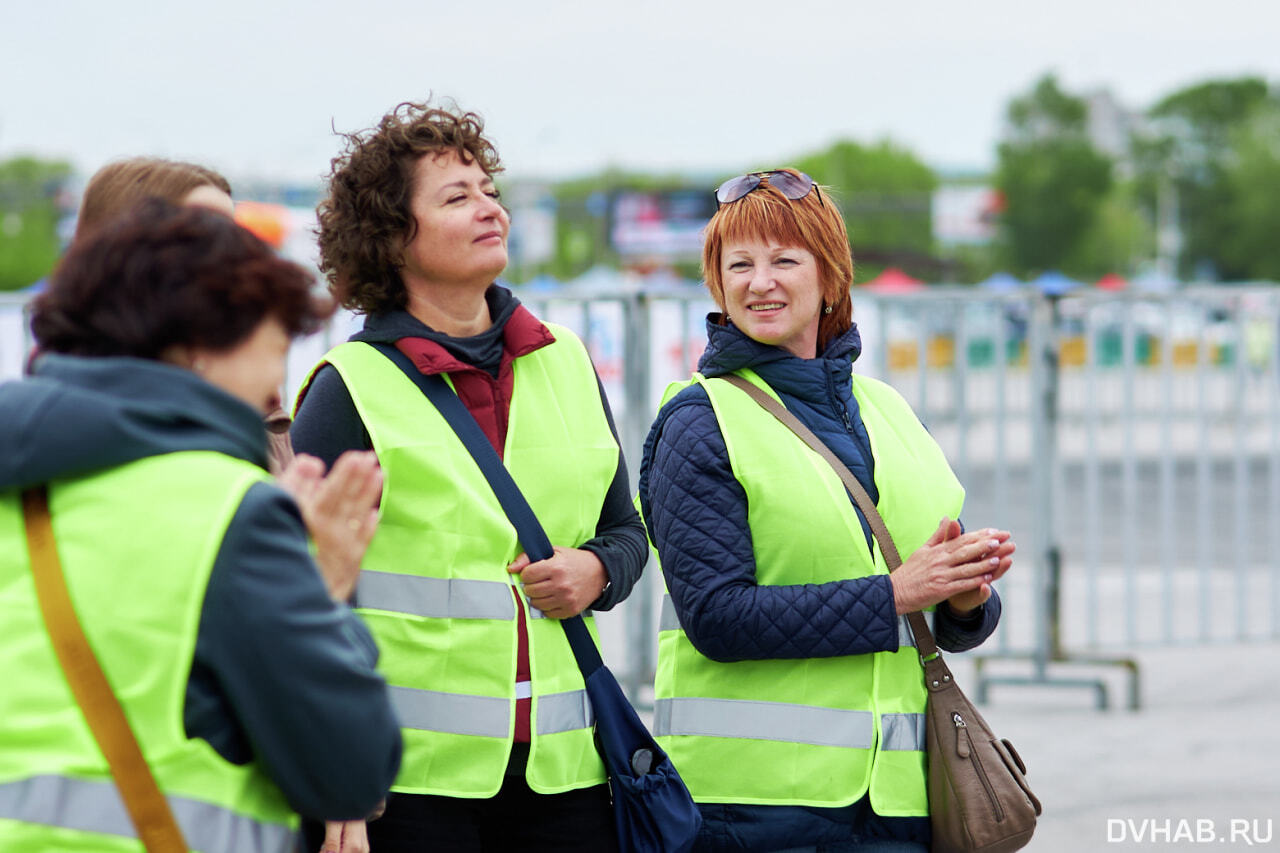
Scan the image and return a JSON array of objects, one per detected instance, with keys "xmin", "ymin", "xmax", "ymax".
[
  {"xmin": 948, "ymin": 642, "xmax": 1280, "ymax": 851},
  {"xmin": 594, "ymin": 606, "xmax": 1280, "ymax": 852}
]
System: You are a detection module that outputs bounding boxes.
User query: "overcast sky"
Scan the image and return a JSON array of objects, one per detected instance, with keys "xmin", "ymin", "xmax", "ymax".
[{"xmin": 3, "ymin": 0, "xmax": 1278, "ymax": 188}]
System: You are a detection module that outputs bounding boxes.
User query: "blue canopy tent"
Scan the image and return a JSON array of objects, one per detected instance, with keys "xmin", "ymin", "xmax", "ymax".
[
  {"xmin": 978, "ymin": 272, "xmax": 1023, "ymax": 292},
  {"xmin": 1030, "ymin": 271, "xmax": 1083, "ymax": 297},
  {"xmin": 1130, "ymin": 270, "xmax": 1178, "ymax": 293},
  {"xmin": 568, "ymin": 265, "xmax": 629, "ymax": 291},
  {"xmin": 522, "ymin": 273, "xmax": 562, "ymax": 292}
]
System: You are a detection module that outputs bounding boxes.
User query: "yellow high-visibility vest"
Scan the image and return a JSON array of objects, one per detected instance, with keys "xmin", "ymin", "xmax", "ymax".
[
  {"xmin": 317, "ymin": 326, "xmax": 618, "ymax": 797},
  {"xmin": 0, "ymin": 452, "xmax": 298, "ymax": 852},
  {"xmin": 653, "ymin": 369, "xmax": 964, "ymax": 814}
]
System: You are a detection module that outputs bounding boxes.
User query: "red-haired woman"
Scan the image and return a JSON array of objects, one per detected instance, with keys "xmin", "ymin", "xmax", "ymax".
[{"xmin": 639, "ymin": 170, "xmax": 1016, "ymax": 852}]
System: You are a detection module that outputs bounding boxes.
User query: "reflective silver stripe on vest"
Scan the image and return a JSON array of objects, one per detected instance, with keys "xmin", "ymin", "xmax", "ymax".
[
  {"xmin": 0, "ymin": 775, "xmax": 294, "ymax": 853},
  {"xmin": 880, "ymin": 713, "xmax": 927, "ymax": 751},
  {"xmin": 357, "ymin": 573, "xmax": 515, "ymax": 620},
  {"xmin": 536, "ymin": 689, "xmax": 595, "ymax": 735},
  {"xmin": 897, "ymin": 611, "xmax": 936, "ymax": 649},
  {"xmin": 389, "ymin": 685, "xmax": 510, "ymax": 738},
  {"xmin": 653, "ymin": 697, "xmax": 874, "ymax": 749},
  {"xmin": 659, "ymin": 594, "xmax": 681, "ymax": 633},
  {"xmin": 526, "ymin": 607, "xmax": 592, "ymax": 620},
  {"xmin": 388, "ymin": 686, "xmax": 590, "ymax": 738}
]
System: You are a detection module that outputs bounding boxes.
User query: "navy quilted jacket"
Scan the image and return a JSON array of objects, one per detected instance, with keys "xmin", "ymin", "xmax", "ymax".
[{"xmin": 638, "ymin": 316, "xmax": 1000, "ymax": 663}]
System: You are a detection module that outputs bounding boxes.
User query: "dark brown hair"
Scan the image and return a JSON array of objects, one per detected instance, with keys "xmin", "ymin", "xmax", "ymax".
[
  {"xmin": 318, "ymin": 100, "xmax": 503, "ymax": 315},
  {"xmin": 702, "ymin": 169, "xmax": 855, "ymax": 353},
  {"xmin": 35, "ymin": 199, "xmax": 331, "ymax": 359},
  {"xmin": 77, "ymin": 157, "xmax": 232, "ymax": 239}
]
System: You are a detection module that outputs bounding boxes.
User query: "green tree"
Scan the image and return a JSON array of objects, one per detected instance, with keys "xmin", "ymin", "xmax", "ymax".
[
  {"xmin": 1134, "ymin": 77, "xmax": 1274, "ymax": 279},
  {"xmin": 1071, "ymin": 185, "xmax": 1153, "ymax": 276},
  {"xmin": 995, "ymin": 74, "xmax": 1114, "ymax": 277},
  {"xmin": 0, "ymin": 156, "xmax": 73, "ymax": 290},
  {"xmin": 793, "ymin": 139, "xmax": 938, "ymax": 282},
  {"xmin": 1218, "ymin": 102, "xmax": 1280, "ymax": 279},
  {"xmin": 516, "ymin": 138, "xmax": 942, "ymax": 284}
]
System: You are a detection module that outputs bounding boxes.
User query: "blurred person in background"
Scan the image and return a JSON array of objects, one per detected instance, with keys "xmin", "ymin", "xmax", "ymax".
[
  {"xmin": 75, "ymin": 157, "xmax": 237, "ymax": 235},
  {"xmin": 290, "ymin": 101, "xmax": 648, "ymax": 852},
  {"xmin": 75, "ymin": 157, "xmax": 295, "ymax": 471},
  {"xmin": 0, "ymin": 200, "xmax": 401, "ymax": 852},
  {"xmin": 638, "ymin": 169, "xmax": 1015, "ymax": 852}
]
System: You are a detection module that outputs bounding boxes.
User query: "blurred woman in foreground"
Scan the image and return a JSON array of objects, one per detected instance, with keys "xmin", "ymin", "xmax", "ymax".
[{"xmin": 0, "ymin": 201, "xmax": 401, "ymax": 852}]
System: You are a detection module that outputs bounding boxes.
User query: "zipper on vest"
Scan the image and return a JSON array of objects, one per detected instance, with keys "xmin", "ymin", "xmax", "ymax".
[
  {"xmin": 954, "ymin": 713, "xmax": 1004, "ymax": 822},
  {"xmin": 825, "ymin": 371, "xmax": 856, "ymax": 436}
]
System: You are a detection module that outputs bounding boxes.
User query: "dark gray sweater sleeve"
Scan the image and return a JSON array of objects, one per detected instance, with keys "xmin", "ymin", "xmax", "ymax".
[
  {"xmin": 578, "ymin": 375, "xmax": 648, "ymax": 611},
  {"xmin": 184, "ymin": 481, "xmax": 401, "ymax": 820},
  {"xmin": 289, "ymin": 365, "xmax": 371, "ymax": 469},
  {"xmin": 291, "ymin": 366, "xmax": 648, "ymax": 612}
]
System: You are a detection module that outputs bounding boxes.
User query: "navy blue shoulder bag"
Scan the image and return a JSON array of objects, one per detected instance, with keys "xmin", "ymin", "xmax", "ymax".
[{"xmin": 371, "ymin": 343, "xmax": 701, "ymax": 853}]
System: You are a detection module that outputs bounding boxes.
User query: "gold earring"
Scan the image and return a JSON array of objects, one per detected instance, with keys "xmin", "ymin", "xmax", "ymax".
[{"xmin": 823, "ymin": 304, "xmax": 833, "ymax": 315}]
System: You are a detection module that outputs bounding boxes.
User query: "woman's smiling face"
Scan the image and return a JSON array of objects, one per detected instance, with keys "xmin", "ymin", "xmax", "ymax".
[{"xmin": 720, "ymin": 239, "xmax": 823, "ymax": 358}]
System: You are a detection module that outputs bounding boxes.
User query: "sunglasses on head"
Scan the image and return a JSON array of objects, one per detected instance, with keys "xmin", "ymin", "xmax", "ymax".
[{"xmin": 714, "ymin": 170, "xmax": 823, "ymax": 209}]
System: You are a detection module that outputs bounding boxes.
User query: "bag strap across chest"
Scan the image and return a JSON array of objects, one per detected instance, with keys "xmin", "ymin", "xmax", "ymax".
[{"xmin": 720, "ymin": 374, "xmax": 938, "ymax": 660}]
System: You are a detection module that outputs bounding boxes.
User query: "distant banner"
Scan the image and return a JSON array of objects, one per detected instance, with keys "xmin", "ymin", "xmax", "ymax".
[
  {"xmin": 610, "ymin": 190, "xmax": 715, "ymax": 259},
  {"xmin": 932, "ymin": 185, "xmax": 1001, "ymax": 246}
]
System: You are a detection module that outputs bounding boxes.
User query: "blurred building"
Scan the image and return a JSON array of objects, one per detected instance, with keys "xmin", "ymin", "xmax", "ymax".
[{"xmin": 1081, "ymin": 88, "xmax": 1147, "ymax": 177}]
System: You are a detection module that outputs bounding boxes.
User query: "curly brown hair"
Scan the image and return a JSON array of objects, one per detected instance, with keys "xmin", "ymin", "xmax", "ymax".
[{"xmin": 317, "ymin": 101, "xmax": 503, "ymax": 315}]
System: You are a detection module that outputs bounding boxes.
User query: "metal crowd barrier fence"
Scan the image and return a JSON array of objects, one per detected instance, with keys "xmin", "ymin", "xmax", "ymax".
[
  {"xmin": 853, "ymin": 286, "xmax": 1280, "ymax": 709},
  {"xmin": 0, "ymin": 293, "xmax": 34, "ymax": 378},
  {"xmin": 4, "ymin": 285, "xmax": 1279, "ymax": 709}
]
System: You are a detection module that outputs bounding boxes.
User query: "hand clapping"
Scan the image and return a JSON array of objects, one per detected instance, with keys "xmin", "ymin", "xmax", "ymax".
[{"xmin": 278, "ymin": 451, "xmax": 382, "ymax": 601}]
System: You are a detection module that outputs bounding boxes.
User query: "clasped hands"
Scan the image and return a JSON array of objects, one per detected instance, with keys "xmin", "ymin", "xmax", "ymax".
[
  {"xmin": 889, "ymin": 517, "xmax": 1015, "ymax": 616},
  {"xmin": 278, "ymin": 450, "xmax": 383, "ymax": 602}
]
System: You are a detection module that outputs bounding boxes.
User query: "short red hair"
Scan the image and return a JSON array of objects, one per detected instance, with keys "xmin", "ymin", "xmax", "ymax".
[{"xmin": 702, "ymin": 169, "xmax": 854, "ymax": 353}]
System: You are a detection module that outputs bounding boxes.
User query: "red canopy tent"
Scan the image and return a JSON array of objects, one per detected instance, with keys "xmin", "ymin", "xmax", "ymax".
[
  {"xmin": 1095, "ymin": 273, "xmax": 1128, "ymax": 291},
  {"xmin": 861, "ymin": 267, "xmax": 925, "ymax": 293}
]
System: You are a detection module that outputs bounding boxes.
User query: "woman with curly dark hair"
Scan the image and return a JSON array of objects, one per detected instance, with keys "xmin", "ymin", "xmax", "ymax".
[{"xmin": 291, "ymin": 101, "xmax": 648, "ymax": 852}]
